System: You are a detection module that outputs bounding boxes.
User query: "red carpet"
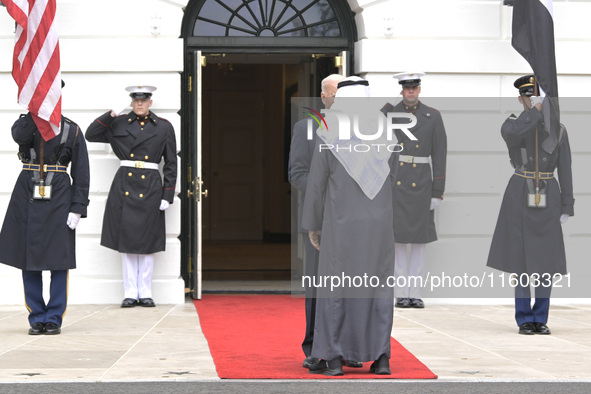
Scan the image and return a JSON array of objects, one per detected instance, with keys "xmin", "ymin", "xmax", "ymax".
[{"xmin": 193, "ymin": 295, "xmax": 437, "ymax": 379}]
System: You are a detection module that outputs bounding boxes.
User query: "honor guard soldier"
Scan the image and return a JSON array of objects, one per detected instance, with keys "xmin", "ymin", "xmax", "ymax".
[
  {"xmin": 86, "ymin": 85, "xmax": 177, "ymax": 308},
  {"xmin": 0, "ymin": 81, "xmax": 90, "ymax": 335},
  {"xmin": 487, "ymin": 75, "xmax": 574, "ymax": 335},
  {"xmin": 382, "ymin": 72, "xmax": 447, "ymax": 309}
]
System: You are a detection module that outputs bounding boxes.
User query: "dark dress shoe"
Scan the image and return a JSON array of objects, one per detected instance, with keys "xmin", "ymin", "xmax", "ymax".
[
  {"xmin": 138, "ymin": 298, "xmax": 156, "ymax": 307},
  {"xmin": 303, "ymin": 356, "xmax": 319, "ymax": 369},
  {"xmin": 308, "ymin": 357, "xmax": 344, "ymax": 376},
  {"xmin": 44, "ymin": 322, "xmax": 61, "ymax": 335},
  {"xmin": 395, "ymin": 298, "xmax": 411, "ymax": 308},
  {"xmin": 341, "ymin": 358, "xmax": 363, "ymax": 368},
  {"xmin": 533, "ymin": 322, "xmax": 551, "ymax": 335},
  {"xmin": 121, "ymin": 298, "xmax": 138, "ymax": 308},
  {"xmin": 28, "ymin": 322, "xmax": 45, "ymax": 335},
  {"xmin": 518, "ymin": 322, "xmax": 535, "ymax": 335},
  {"xmin": 370, "ymin": 354, "xmax": 391, "ymax": 375},
  {"xmin": 410, "ymin": 298, "xmax": 425, "ymax": 308}
]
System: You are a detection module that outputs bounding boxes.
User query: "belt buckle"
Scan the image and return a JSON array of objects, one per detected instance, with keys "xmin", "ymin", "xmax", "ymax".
[
  {"xmin": 401, "ymin": 156, "xmax": 413, "ymax": 163},
  {"xmin": 135, "ymin": 161, "xmax": 145, "ymax": 169}
]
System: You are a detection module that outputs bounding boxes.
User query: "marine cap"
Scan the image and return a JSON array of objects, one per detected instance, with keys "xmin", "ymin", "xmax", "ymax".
[
  {"xmin": 126, "ymin": 85, "xmax": 157, "ymax": 99},
  {"xmin": 393, "ymin": 72, "xmax": 425, "ymax": 87},
  {"xmin": 514, "ymin": 75, "xmax": 535, "ymax": 96}
]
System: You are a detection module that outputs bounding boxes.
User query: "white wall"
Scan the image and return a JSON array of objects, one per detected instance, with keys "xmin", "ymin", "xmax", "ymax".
[{"xmin": 0, "ymin": 0, "xmax": 186, "ymax": 305}]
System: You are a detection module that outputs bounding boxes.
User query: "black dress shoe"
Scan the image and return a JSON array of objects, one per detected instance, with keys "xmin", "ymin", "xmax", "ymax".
[
  {"xmin": 533, "ymin": 322, "xmax": 551, "ymax": 335},
  {"xmin": 410, "ymin": 298, "xmax": 425, "ymax": 308},
  {"xmin": 395, "ymin": 298, "xmax": 411, "ymax": 308},
  {"xmin": 138, "ymin": 298, "xmax": 156, "ymax": 307},
  {"xmin": 44, "ymin": 322, "xmax": 61, "ymax": 335},
  {"xmin": 303, "ymin": 356, "xmax": 319, "ymax": 369},
  {"xmin": 518, "ymin": 322, "xmax": 535, "ymax": 335},
  {"xmin": 341, "ymin": 358, "xmax": 363, "ymax": 368},
  {"xmin": 121, "ymin": 298, "xmax": 138, "ymax": 308},
  {"xmin": 28, "ymin": 322, "xmax": 45, "ymax": 335},
  {"xmin": 308, "ymin": 357, "xmax": 344, "ymax": 376},
  {"xmin": 370, "ymin": 354, "xmax": 391, "ymax": 375}
]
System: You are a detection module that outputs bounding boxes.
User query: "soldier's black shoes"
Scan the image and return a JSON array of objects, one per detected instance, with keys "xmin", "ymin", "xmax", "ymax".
[
  {"xmin": 395, "ymin": 298, "xmax": 411, "ymax": 308},
  {"xmin": 44, "ymin": 322, "xmax": 61, "ymax": 335},
  {"xmin": 138, "ymin": 298, "xmax": 156, "ymax": 307},
  {"xmin": 28, "ymin": 322, "xmax": 45, "ymax": 335},
  {"xmin": 302, "ymin": 356, "xmax": 319, "ymax": 369},
  {"xmin": 341, "ymin": 358, "xmax": 363, "ymax": 368},
  {"xmin": 308, "ymin": 357, "xmax": 344, "ymax": 376},
  {"xmin": 409, "ymin": 298, "xmax": 425, "ymax": 308},
  {"xmin": 369, "ymin": 354, "xmax": 391, "ymax": 375},
  {"xmin": 533, "ymin": 322, "xmax": 551, "ymax": 335},
  {"xmin": 518, "ymin": 322, "xmax": 535, "ymax": 335},
  {"xmin": 121, "ymin": 298, "xmax": 138, "ymax": 308}
]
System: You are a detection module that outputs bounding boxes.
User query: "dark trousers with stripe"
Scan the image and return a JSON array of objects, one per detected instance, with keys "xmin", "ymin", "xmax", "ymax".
[
  {"xmin": 22, "ymin": 270, "xmax": 68, "ymax": 327},
  {"xmin": 514, "ymin": 281, "xmax": 552, "ymax": 326}
]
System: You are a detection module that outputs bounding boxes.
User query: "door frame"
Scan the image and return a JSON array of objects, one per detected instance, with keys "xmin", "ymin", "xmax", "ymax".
[{"xmin": 179, "ymin": 0, "xmax": 357, "ymax": 298}]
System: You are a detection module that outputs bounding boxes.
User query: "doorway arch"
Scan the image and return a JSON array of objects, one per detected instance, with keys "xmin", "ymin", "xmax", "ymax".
[{"xmin": 179, "ymin": 0, "xmax": 358, "ymax": 296}]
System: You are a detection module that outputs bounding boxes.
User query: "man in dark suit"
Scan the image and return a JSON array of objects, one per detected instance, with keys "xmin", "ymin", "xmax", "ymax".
[
  {"xmin": 288, "ymin": 74, "xmax": 347, "ymax": 369},
  {"xmin": 0, "ymin": 95, "xmax": 90, "ymax": 335},
  {"xmin": 86, "ymin": 86, "xmax": 177, "ymax": 308},
  {"xmin": 487, "ymin": 75, "xmax": 574, "ymax": 335}
]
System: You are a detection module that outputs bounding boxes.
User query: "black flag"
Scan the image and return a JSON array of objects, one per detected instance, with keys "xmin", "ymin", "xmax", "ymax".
[{"xmin": 510, "ymin": 0, "xmax": 561, "ymax": 153}]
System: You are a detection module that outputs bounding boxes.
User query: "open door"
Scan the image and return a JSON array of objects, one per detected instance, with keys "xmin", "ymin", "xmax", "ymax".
[{"xmin": 187, "ymin": 50, "xmax": 207, "ymax": 299}]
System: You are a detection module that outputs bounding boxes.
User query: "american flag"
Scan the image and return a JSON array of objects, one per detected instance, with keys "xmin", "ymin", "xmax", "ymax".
[{"xmin": 3, "ymin": 0, "xmax": 62, "ymax": 141}]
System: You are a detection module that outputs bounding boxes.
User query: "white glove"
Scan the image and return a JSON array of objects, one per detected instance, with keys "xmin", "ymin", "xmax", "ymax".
[
  {"xmin": 67, "ymin": 212, "xmax": 81, "ymax": 230},
  {"xmin": 560, "ymin": 214, "xmax": 569, "ymax": 224},
  {"xmin": 530, "ymin": 96, "xmax": 544, "ymax": 107},
  {"xmin": 430, "ymin": 198, "xmax": 442, "ymax": 210},
  {"xmin": 159, "ymin": 199, "xmax": 170, "ymax": 211}
]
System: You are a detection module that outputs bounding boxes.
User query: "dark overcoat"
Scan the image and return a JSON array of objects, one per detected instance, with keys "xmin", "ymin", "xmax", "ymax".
[
  {"xmin": 487, "ymin": 108, "xmax": 574, "ymax": 276},
  {"xmin": 384, "ymin": 101, "xmax": 447, "ymax": 244},
  {"xmin": 0, "ymin": 113, "xmax": 90, "ymax": 271},
  {"xmin": 85, "ymin": 111, "xmax": 177, "ymax": 254}
]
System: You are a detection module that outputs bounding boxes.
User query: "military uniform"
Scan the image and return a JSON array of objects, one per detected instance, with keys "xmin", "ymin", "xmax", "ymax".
[
  {"xmin": 0, "ymin": 112, "xmax": 90, "ymax": 333},
  {"xmin": 384, "ymin": 72, "xmax": 447, "ymax": 306},
  {"xmin": 487, "ymin": 76, "xmax": 573, "ymax": 334},
  {"xmin": 85, "ymin": 85, "xmax": 177, "ymax": 307}
]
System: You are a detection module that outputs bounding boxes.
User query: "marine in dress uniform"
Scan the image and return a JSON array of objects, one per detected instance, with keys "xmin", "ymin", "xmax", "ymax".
[
  {"xmin": 487, "ymin": 75, "xmax": 574, "ymax": 335},
  {"xmin": 0, "ymin": 99, "xmax": 90, "ymax": 335},
  {"xmin": 382, "ymin": 72, "xmax": 447, "ymax": 308},
  {"xmin": 85, "ymin": 86, "xmax": 177, "ymax": 308},
  {"xmin": 302, "ymin": 77, "xmax": 395, "ymax": 376}
]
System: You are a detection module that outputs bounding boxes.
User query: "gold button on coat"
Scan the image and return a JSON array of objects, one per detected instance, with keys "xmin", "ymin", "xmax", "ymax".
[
  {"xmin": 125, "ymin": 191, "xmax": 129, "ymax": 196},
  {"xmin": 415, "ymin": 144, "xmax": 419, "ymax": 148},
  {"xmin": 130, "ymin": 153, "xmax": 134, "ymax": 158},
  {"xmin": 139, "ymin": 194, "xmax": 144, "ymax": 198},
  {"xmin": 396, "ymin": 181, "xmax": 401, "ymax": 185},
  {"xmin": 412, "ymin": 183, "xmax": 416, "ymax": 187},
  {"xmin": 141, "ymin": 175, "xmax": 146, "ymax": 179},
  {"xmin": 145, "ymin": 155, "xmax": 149, "ymax": 160},
  {"xmin": 413, "ymin": 164, "xmax": 417, "ymax": 168},
  {"xmin": 128, "ymin": 172, "xmax": 132, "ymax": 176},
  {"xmin": 399, "ymin": 162, "xmax": 404, "ymax": 166}
]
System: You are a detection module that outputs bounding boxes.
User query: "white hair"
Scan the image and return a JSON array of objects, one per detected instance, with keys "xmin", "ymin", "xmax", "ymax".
[{"xmin": 321, "ymin": 74, "xmax": 346, "ymax": 94}]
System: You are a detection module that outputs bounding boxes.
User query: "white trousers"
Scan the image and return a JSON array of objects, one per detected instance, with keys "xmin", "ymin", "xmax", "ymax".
[
  {"xmin": 122, "ymin": 253, "xmax": 154, "ymax": 299},
  {"xmin": 394, "ymin": 243, "xmax": 426, "ymax": 299}
]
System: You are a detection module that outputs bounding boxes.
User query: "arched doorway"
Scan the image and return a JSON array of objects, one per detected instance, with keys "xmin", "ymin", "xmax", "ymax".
[{"xmin": 179, "ymin": 0, "xmax": 357, "ymax": 297}]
